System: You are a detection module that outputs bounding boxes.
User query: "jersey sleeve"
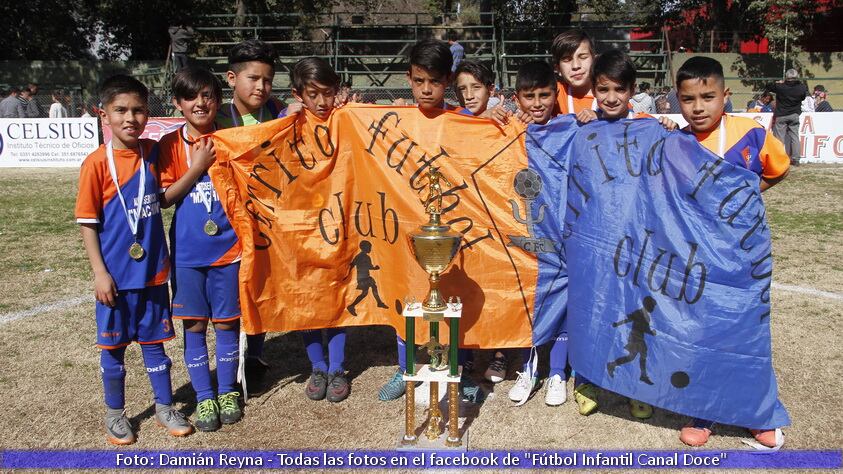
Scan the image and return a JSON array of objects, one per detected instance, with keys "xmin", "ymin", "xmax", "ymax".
[
  {"xmin": 760, "ymin": 130, "xmax": 790, "ymax": 180},
  {"xmin": 75, "ymin": 156, "xmax": 104, "ymax": 224},
  {"xmin": 156, "ymin": 133, "xmax": 183, "ymax": 191}
]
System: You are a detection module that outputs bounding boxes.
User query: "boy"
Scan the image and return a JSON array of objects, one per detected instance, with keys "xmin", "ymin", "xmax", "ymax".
[
  {"xmin": 453, "ymin": 60, "xmax": 511, "ymax": 126},
  {"xmin": 157, "ymin": 66, "xmax": 243, "ymax": 432},
  {"xmin": 551, "ymin": 29, "xmax": 598, "ymax": 121},
  {"xmin": 215, "ymin": 39, "xmax": 289, "ymax": 392},
  {"xmin": 507, "ymin": 60, "xmax": 572, "ymax": 408},
  {"xmin": 289, "ymin": 57, "xmax": 350, "ymax": 403},
  {"xmin": 570, "ymin": 49, "xmax": 675, "ymax": 420},
  {"xmin": 675, "ymin": 56, "xmax": 788, "ymax": 448},
  {"xmin": 381, "ymin": 39, "xmax": 473, "ymax": 402},
  {"xmin": 76, "ymin": 75, "xmax": 193, "ymax": 445}
]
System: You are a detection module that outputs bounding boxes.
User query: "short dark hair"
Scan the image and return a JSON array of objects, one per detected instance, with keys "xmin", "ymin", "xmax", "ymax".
[
  {"xmin": 551, "ymin": 29, "xmax": 595, "ymax": 65},
  {"xmin": 228, "ymin": 39, "xmax": 277, "ymax": 73},
  {"xmin": 447, "ymin": 30, "xmax": 460, "ymax": 42},
  {"xmin": 454, "ymin": 60, "xmax": 495, "ymax": 87},
  {"xmin": 290, "ymin": 57, "xmax": 340, "ymax": 93},
  {"xmin": 592, "ymin": 49, "xmax": 636, "ymax": 90},
  {"xmin": 639, "ymin": 82, "xmax": 651, "ymax": 93},
  {"xmin": 99, "ymin": 75, "xmax": 149, "ymax": 107},
  {"xmin": 515, "ymin": 60, "xmax": 557, "ymax": 92},
  {"xmin": 675, "ymin": 56, "xmax": 724, "ymax": 88},
  {"xmin": 172, "ymin": 66, "xmax": 222, "ymax": 102},
  {"xmin": 408, "ymin": 39, "xmax": 452, "ymax": 78}
]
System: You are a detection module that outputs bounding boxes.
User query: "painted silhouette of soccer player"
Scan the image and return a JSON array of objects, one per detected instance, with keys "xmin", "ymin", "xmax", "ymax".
[
  {"xmin": 346, "ymin": 240, "xmax": 389, "ymax": 316},
  {"xmin": 607, "ymin": 296, "xmax": 657, "ymax": 385}
]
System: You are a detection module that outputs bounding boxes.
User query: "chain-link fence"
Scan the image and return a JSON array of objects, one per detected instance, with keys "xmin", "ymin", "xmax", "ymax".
[{"xmin": 0, "ymin": 86, "xmax": 89, "ymax": 117}]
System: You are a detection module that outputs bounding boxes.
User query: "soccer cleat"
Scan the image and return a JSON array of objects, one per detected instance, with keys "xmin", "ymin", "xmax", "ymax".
[
  {"xmin": 193, "ymin": 398, "xmax": 220, "ymax": 432},
  {"xmin": 218, "ymin": 392, "xmax": 243, "ymax": 425},
  {"xmin": 484, "ymin": 354, "xmax": 508, "ymax": 383},
  {"xmin": 629, "ymin": 399, "xmax": 653, "ymax": 419},
  {"xmin": 305, "ymin": 370, "xmax": 329, "ymax": 401},
  {"xmin": 104, "ymin": 409, "xmax": 136, "ymax": 446},
  {"xmin": 680, "ymin": 419, "xmax": 715, "ymax": 447},
  {"xmin": 378, "ymin": 370, "xmax": 406, "ymax": 401},
  {"xmin": 155, "ymin": 404, "xmax": 194, "ymax": 437},
  {"xmin": 508, "ymin": 371, "xmax": 539, "ymax": 402},
  {"xmin": 459, "ymin": 374, "xmax": 486, "ymax": 405},
  {"xmin": 326, "ymin": 373, "xmax": 350, "ymax": 403},
  {"xmin": 544, "ymin": 374, "xmax": 567, "ymax": 406},
  {"xmin": 573, "ymin": 383, "xmax": 599, "ymax": 415}
]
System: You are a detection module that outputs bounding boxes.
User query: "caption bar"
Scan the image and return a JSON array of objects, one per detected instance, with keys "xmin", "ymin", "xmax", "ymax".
[{"xmin": 1, "ymin": 450, "xmax": 840, "ymax": 469}]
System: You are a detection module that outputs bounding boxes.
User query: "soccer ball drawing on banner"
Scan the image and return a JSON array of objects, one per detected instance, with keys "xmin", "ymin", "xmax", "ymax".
[{"xmin": 513, "ymin": 168, "xmax": 543, "ymax": 201}]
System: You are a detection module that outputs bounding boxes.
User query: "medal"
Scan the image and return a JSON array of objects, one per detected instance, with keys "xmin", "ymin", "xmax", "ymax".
[
  {"xmin": 204, "ymin": 218, "xmax": 219, "ymax": 236},
  {"xmin": 128, "ymin": 242, "xmax": 145, "ymax": 260}
]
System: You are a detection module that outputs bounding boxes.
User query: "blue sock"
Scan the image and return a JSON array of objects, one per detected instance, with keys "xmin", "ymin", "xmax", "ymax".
[
  {"xmin": 302, "ymin": 330, "xmax": 328, "ymax": 373},
  {"xmin": 458, "ymin": 348, "xmax": 474, "ymax": 370},
  {"xmin": 396, "ymin": 335, "xmax": 406, "ymax": 373},
  {"xmin": 141, "ymin": 343, "xmax": 173, "ymax": 406},
  {"xmin": 246, "ymin": 333, "xmax": 265, "ymax": 359},
  {"xmin": 100, "ymin": 348, "xmax": 126, "ymax": 409},
  {"xmin": 326, "ymin": 328, "xmax": 346, "ymax": 374},
  {"xmin": 183, "ymin": 328, "xmax": 214, "ymax": 402},
  {"xmin": 549, "ymin": 332, "xmax": 568, "ymax": 378},
  {"xmin": 215, "ymin": 322, "xmax": 240, "ymax": 395}
]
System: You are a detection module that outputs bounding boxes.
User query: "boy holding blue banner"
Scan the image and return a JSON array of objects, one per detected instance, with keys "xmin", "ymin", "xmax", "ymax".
[
  {"xmin": 158, "ymin": 67, "xmax": 243, "ymax": 432},
  {"xmin": 675, "ymin": 56, "xmax": 788, "ymax": 448},
  {"xmin": 76, "ymin": 75, "xmax": 193, "ymax": 444}
]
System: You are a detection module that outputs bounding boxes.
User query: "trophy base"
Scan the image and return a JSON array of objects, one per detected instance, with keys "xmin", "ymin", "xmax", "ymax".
[{"xmin": 396, "ymin": 427, "xmax": 470, "ymax": 451}]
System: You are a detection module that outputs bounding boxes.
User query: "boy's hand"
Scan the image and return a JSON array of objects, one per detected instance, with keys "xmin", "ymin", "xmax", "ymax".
[
  {"xmin": 286, "ymin": 102, "xmax": 303, "ymax": 115},
  {"xmin": 94, "ymin": 271, "xmax": 117, "ymax": 307},
  {"xmin": 657, "ymin": 115, "xmax": 678, "ymax": 131},
  {"xmin": 576, "ymin": 109, "xmax": 598, "ymax": 123},
  {"xmin": 392, "ymin": 98, "xmax": 408, "ymax": 106},
  {"xmin": 480, "ymin": 105, "xmax": 512, "ymax": 126},
  {"xmin": 190, "ymin": 137, "xmax": 216, "ymax": 171}
]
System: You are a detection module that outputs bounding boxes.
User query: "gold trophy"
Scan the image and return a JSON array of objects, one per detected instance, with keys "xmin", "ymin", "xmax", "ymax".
[{"xmin": 401, "ymin": 167, "xmax": 465, "ymax": 449}]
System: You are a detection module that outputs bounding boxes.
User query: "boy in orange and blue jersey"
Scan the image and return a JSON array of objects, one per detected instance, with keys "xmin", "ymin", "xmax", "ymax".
[
  {"xmin": 157, "ymin": 66, "xmax": 243, "ymax": 432},
  {"xmin": 675, "ymin": 56, "xmax": 788, "ymax": 449},
  {"xmin": 76, "ymin": 74, "xmax": 193, "ymax": 445}
]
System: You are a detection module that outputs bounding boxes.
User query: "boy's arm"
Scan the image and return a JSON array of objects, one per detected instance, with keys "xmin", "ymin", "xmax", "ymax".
[
  {"xmin": 80, "ymin": 224, "xmax": 117, "ymax": 307},
  {"xmin": 161, "ymin": 138, "xmax": 216, "ymax": 208},
  {"xmin": 478, "ymin": 105, "xmax": 512, "ymax": 126},
  {"xmin": 759, "ymin": 130, "xmax": 790, "ymax": 192},
  {"xmin": 576, "ymin": 109, "xmax": 597, "ymax": 123}
]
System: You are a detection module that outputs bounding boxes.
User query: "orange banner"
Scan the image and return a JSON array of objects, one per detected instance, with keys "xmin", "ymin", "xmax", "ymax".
[{"xmin": 211, "ymin": 105, "xmax": 539, "ymax": 349}]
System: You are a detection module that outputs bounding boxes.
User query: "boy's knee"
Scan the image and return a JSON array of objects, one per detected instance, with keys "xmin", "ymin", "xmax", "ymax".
[
  {"xmin": 214, "ymin": 321, "xmax": 238, "ymax": 332},
  {"xmin": 183, "ymin": 319, "xmax": 208, "ymax": 333}
]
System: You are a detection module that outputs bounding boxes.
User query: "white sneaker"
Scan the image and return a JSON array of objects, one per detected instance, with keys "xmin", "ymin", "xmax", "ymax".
[
  {"xmin": 484, "ymin": 354, "xmax": 507, "ymax": 383},
  {"xmin": 508, "ymin": 371, "xmax": 538, "ymax": 402},
  {"xmin": 544, "ymin": 374, "xmax": 567, "ymax": 406}
]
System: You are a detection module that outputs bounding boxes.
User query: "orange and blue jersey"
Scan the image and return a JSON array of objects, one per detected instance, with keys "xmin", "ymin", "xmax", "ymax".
[
  {"xmin": 693, "ymin": 115, "xmax": 789, "ymax": 180},
  {"xmin": 158, "ymin": 127, "xmax": 241, "ymax": 268},
  {"xmin": 555, "ymin": 81, "xmax": 596, "ymax": 115},
  {"xmin": 216, "ymin": 98, "xmax": 286, "ymax": 128},
  {"xmin": 75, "ymin": 140, "xmax": 170, "ymax": 290}
]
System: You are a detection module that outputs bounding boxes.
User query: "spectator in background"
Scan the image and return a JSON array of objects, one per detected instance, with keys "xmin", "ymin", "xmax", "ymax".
[
  {"xmin": 769, "ymin": 69, "xmax": 808, "ymax": 166},
  {"xmin": 666, "ymin": 87, "xmax": 681, "ymax": 115},
  {"xmin": 26, "ymin": 83, "xmax": 42, "ymax": 117},
  {"xmin": 168, "ymin": 24, "xmax": 195, "ymax": 72},
  {"xmin": 724, "ymin": 90, "xmax": 733, "ymax": 113},
  {"xmin": 747, "ymin": 92, "xmax": 774, "ymax": 113},
  {"xmin": 49, "ymin": 90, "xmax": 68, "ymax": 118},
  {"xmin": 447, "ymin": 31, "xmax": 464, "ymax": 73},
  {"xmin": 0, "ymin": 87, "xmax": 21, "ymax": 117},
  {"xmin": 630, "ymin": 81, "xmax": 655, "ymax": 114},
  {"xmin": 655, "ymin": 95, "xmax": 671, "ymax": 114},
  {"xmin": 814, "ymin": 85, "xmax": 833, "ymax": 112},
  {"xmin": 16, "ymin": 86, "xmax": 32, "ymax": 118}
]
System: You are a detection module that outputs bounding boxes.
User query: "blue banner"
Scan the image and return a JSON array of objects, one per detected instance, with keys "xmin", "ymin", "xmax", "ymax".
[
  {"xmin": 1, "ymin": 449, "xmax": 839, "ymax": 469},
  {"xmin": 564, "ymin": 119, "xmax": 790, "ymax": 429}
]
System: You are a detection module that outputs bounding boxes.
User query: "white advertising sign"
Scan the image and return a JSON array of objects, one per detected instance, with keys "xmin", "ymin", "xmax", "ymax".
[
  {"xmin": 799, "ymin": 112, "xmax": 843, "ymax": 163},
  {"xmin": 0, "ymin": 118, "xmax": 100, "ymax": 168}
]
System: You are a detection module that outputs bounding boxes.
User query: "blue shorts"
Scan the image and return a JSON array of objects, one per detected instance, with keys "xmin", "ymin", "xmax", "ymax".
[
  {"xmin": 171, "ymin": 263, "xmax": 241, "ymax": 323},
  {"xmin": 96, "ymin": 284, "xmax": 174, "ymax": 349}
]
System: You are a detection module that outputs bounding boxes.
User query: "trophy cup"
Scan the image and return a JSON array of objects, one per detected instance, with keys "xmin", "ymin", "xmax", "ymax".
[{"xmin": 401, "ymin": 167, "xmax": 465, "ymax": 448}]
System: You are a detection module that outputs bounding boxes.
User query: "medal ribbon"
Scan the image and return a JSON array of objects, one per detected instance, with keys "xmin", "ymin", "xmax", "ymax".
[
  {"xmin": 181, "ymin": 125, "xmax": 214, "ymax": 217},
  {"xmin": 717, "ymin": 115, "xmax": 727, "ymax": 158},
  {"xmin": 106, "ymin": 140, "xmax": 145, "ymax": 242}
]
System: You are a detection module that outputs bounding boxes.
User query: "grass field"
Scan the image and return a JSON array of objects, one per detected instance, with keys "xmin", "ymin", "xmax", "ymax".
[{"xmin": 0, "ymin": 165, "xmax": 841, "ymax": 468}]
